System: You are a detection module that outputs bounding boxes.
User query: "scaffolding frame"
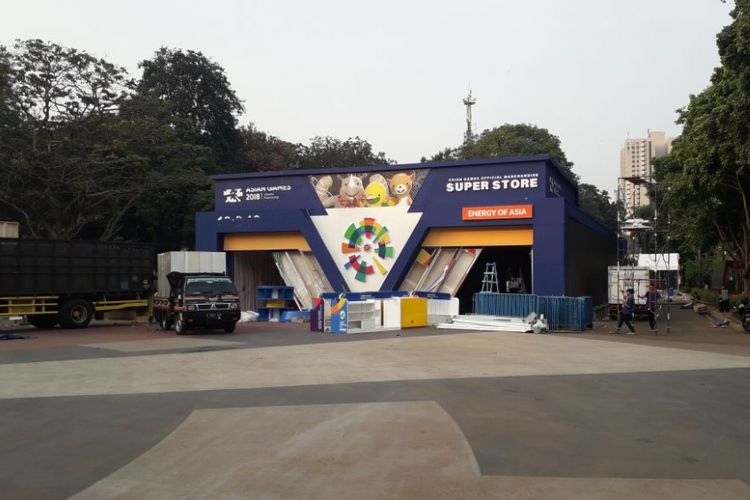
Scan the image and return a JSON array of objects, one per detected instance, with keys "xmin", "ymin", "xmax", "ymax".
[{"xmin": 615, "ymin": 171, "xmax": 674, "ymax": 333}]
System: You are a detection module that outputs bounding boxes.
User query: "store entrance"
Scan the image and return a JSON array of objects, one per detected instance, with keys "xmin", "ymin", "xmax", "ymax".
[
  {"xmin": 233, "ymin": 249, "xmax": 333, "ymax": 312},
  {"xmin": 455, "ymin": 246, "xmax": 533, "ymax": 314},
  {"xmin": 233, "ymin": 251, "xmax": 285, "ymax": 311}
]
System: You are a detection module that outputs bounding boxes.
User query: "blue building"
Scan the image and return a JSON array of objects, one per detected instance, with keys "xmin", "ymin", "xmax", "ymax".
[{"xmin": 196, "ymin": 155, "xmax": 615, "ymax": 312}]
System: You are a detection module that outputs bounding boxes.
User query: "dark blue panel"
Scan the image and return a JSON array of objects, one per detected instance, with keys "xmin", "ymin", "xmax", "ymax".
[
  {"xmin": 531, "ymin": 197, "xmax": 567, "ymax": 296},
  {"xmin": 214, "ymin": 176, "xmax": 323, "ymax": 212},
  {"xmin": 197, "ymin": 157, "xmax": 616, "ymax": 299}
]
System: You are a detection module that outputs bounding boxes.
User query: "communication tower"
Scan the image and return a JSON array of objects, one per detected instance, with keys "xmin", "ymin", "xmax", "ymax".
[{"xmin": 463, "ymin": 89, "xmax": 477, "ymax": 144}]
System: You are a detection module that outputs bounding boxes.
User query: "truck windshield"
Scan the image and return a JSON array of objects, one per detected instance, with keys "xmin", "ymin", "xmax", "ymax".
[{"xmin": 184, "ymin": 277, "xmax": 237, "ymax": 295}]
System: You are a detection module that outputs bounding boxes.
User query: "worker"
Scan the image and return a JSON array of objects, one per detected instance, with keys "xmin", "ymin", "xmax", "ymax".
[
  {"xmin": 612, "ymin": 288, "xmax": 636, "ymax": 335},
  {"xmin": 719, "ymin": 287, "xmax": 730, "ymax": 313},
  {"xmin": 640, "ymin": 284, "xmax": 661, "ymax": 334}
]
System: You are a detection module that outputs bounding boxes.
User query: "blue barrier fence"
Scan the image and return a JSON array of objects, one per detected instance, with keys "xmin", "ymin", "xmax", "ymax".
[{"xmin": 473, "ymin": 293, "xmax": 593, "ymax": 331}]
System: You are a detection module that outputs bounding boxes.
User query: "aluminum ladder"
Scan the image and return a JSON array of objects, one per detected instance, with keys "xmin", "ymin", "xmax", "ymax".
[{"xmin": 480, "ymin": 262, "xmax": 500, "ymax": 293}]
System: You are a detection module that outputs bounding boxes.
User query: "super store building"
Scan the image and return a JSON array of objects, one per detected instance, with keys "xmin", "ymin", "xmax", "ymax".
[{"xmin": 196, "ymin": 155, "xmax": 616, "ymax": 312}]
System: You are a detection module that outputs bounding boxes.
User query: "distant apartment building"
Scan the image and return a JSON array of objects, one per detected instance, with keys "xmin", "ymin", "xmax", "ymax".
[{"xmin": 619, "ymin": 130, "xmax": 672, "ymax": 215}]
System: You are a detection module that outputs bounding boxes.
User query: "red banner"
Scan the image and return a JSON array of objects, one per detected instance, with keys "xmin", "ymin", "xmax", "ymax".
[{"xmin": 462, "ymin": 204, "xmax": 533, "ymax": 221}]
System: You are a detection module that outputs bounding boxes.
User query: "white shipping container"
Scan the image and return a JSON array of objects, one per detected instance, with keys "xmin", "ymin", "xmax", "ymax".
[
  {"xmin": 0, "ymin": 221, "xmax": 19, "ymax": 238},
  {"xmin": 157, "ymin": 251, "xmax": 227, "ymax": 296},
  {"xmin": 608, "ymin": 266, "xmax": 650, "ymax": 305}
]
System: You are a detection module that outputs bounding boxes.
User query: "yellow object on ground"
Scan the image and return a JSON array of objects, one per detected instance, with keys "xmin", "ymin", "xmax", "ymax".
[{"xmin": 400, "ymin": 297, "xmax": 428, "ymax": 328}]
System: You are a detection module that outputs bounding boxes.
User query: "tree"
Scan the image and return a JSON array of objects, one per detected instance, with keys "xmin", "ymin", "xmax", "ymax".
[
  {"xmin": 424, "ymin": 147, "xmax": 459, "ymax": 163},
  {"xmin": 657, "ymin": 0, "xmax": 750, "ymax": 295},
  {"xmin": 5, "ymin": 40, "xmax": 131, "ymax": 136},
  {"xmin": 440, "ymin": 123, "xmax": 577, "ymax": 181},
  {"xmin": 0, "ymin": 97, "xmax": 210, "ymax": 241},
  {"xmin": 292, "ymin": 136, "xmax": 393, "ymax": 169},
  {"xmin": 578, "ymin": 183, "xmax": 618, "ymax": 231},
  {"xmin": 238, "ymin": 124, "xmax": 296, "ymax": 172},
  {"xmin": 0, "ymin": 45, "xmax": 16, "ymax": 124},
  {"xmin": 106, "ymin": 95, "xmax": 213, "ymax": 248},
  {"xmin": 137, "ymin": 48, "xmax": 244, "ymax": 173},
  {"xmin": 0, "ymin": 41, "xmax": 210, "ymax": 242}
]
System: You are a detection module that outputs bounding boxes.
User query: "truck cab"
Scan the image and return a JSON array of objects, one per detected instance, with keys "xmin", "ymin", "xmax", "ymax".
[{"xmin": 157, "ymin": 272, "xmax": 241, "ymax": 334}]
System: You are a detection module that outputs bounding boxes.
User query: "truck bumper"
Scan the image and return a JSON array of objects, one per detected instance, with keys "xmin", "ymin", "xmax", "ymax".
[{"xmin": 185, "ymin": 312, "xmax": 240, "ymax": 327}]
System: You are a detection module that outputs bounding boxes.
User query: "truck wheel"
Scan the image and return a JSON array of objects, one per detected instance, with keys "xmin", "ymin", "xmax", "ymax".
[
  {"xmin": 28, "ymin": 315, "xmax": 58, "ymax": 329},
  {"xmin": 223, "ymin": 322, "xmax": 236, "ymax": 333},
  {"xmin": 175, "ymin": 314, "xmax": 187, "ymax": 335},
  {"xmin": 59, "ymin": 299, "xmax": 94, "ymax": 329},
  {"xmin": 159, "ymin": 312, "xmax": 173, "ymax": 331}
]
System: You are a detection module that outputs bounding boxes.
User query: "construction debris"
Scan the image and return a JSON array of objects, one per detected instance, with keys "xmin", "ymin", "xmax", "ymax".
[
  {"xmin": 437, "ymin": 313, "xmax": 549, "ymax": 333},
  {"xmin": 712, "ymin": 318, "xmax": 730, "ymax": 328},
  {"xmin": 239, "ymin": 311, "xmax": 259, "ymax": 323},
  {"xmin": 693, "ymin": 303, "xmax": 710, "ymax": 315}
]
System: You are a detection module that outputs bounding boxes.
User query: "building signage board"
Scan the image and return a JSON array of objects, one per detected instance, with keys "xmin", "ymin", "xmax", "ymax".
[
  {"xmin": 462, "ymin": 205, "xmax": 534, "ymax": 221},
  {"xmin": 221, "ymin": 183, "xmax": 293, "ymax": 204},
  {"xmin": 214, "ymin": 176, "xmax": 324, "ymax": 210},
  {"xmin": 445, "ymin": 172, "xmax": 539, "ymax": 193}
]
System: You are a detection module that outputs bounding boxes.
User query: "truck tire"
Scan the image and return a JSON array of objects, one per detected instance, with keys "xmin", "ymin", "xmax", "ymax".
[
  {"xmin": 28, "ymin": 315, "xmax": 58, "ymax": 329},
  {"xmin": 223, "ymin": 322, "xmax": 236, "ymax": 333},
  {"xmin": 158, "ymin": 311, "xmax": 173, "ymax": 331},
  {"xmin": 174, "ymin": 313, "xmax": 187, "ymax": 335},
  {"xmin": 59, "ymin": 299, "xmax": 94, "ymax": 329}
]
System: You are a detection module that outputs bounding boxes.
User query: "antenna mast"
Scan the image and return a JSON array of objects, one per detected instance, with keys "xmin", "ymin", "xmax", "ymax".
[{"xmin": 463, "ymin": 89, "xmax": 477, "ymax": 144}]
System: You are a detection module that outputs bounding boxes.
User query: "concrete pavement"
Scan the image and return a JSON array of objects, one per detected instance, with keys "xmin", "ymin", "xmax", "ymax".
[{"xmin": 1, "ymin": 308, "xmax": 750, "ymax": 499}]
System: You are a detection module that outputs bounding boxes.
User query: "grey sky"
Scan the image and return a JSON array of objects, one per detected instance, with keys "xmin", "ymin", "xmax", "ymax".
[{"xmin": 2, "ymin": 0, "xmax": 733, "ymax": 192}]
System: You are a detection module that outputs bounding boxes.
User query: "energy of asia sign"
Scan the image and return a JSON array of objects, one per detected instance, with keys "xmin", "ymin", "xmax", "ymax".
[{"xmin": 462, "ymin": 205, "xmax": 533, "ymax": 221}]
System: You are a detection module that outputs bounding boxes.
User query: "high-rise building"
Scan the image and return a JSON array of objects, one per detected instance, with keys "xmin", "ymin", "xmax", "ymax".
[{"xmin": 619, "ymin": 130, "xmax": 672, "ymax": 215}]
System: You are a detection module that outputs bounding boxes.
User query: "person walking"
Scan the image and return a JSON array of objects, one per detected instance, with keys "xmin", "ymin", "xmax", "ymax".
[
  {"xmin": 641, "ymin": 284, "xmax": 662, "ymax": 334},
  {"xmin": 612, "ymin": 288, "xmax": 636, "ymax": 335}
]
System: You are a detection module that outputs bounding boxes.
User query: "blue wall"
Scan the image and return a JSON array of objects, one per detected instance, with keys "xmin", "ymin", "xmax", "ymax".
[{"xmin": 196, "ymin": 155, "xmax": 615, "ymax": 298}]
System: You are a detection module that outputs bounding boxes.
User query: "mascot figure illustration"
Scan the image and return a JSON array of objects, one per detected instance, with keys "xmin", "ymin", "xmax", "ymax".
[
  {"xmin": 363, "ymin": 181, "xmax": 390, "ymax": 207},
  {"xmin": 336, "ymin": 174, "xmax": 365, "ymax": 208},
  {"xmin": 310, "ymin": 175, "xmax": 336, "ymax": 208},
  {"xmin": 389, "ymin": 171, "xmax": 416, "ymax": 206}
]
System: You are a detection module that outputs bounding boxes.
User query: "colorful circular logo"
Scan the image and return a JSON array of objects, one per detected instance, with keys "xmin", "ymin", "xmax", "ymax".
[{"xmin": 341, "ymin": 217, "xmax": 394, "ymax": 282}]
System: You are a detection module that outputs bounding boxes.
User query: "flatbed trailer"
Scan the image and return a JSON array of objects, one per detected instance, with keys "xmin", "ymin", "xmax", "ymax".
[{"xmin": 0, "ymin": 238, "xmax": 154, "ymax": 328}]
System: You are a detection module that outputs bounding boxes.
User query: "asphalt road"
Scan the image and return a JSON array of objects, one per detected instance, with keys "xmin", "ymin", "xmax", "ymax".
[{"xmin": 1, "ymin": 308, "xmax": 749, "ymax": 499}]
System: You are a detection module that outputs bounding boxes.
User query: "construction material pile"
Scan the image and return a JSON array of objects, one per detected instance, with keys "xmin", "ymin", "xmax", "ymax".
[
  {"xmin": 437, "ymin": 313, "xmax": 549, "ymax": 333},
  {"xmin": 693, "ymin": 303, "xmax": 710, "ymax": 315}
]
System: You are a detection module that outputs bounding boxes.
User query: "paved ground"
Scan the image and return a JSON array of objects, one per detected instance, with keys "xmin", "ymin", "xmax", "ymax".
[{"xmin": 2, "ymin": 308, "xmax": 750, "ymax": 499}]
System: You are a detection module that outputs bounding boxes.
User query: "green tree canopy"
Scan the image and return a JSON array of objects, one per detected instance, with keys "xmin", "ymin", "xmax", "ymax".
[
  {"xmin": 9, "ymin": 39, "xmax": 132, "ymax": 120},
  {"xmin": 0, "ymin": 41, "xmax": 210, "ymax": 244},
  {"xmin": 462, "ymin": 124, "xmax": 576, "ymax": 181},
  {"xmin": 238, "ymin": 124, "xmax": 297, "ymax": 172},
  {"xmin": 657, "ymin": 0, "xmax": 750, "ymax": 295},
  {"xmin": 292, "ymin": 136, "xmax": 392, "ymax": 169},
  {"xmin": 577, "ymin": 183, "xmax": 619, "ymax": 231},
  {"xmin": 137, "ymin": 48, "xmax": 244, "ymax": 173}
]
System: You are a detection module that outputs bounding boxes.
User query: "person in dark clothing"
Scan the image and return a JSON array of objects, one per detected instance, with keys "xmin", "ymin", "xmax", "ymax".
[
  {"xmin": 640, "ymin": 284, "xmax": 662, "ymax": 333},
  {"xmin": 613, "ymin": 288, "xmax": 636, "ymax": 335},
  {"xmin": 719, "ymin": 288, "xmax": 730, "ymax": 313}
]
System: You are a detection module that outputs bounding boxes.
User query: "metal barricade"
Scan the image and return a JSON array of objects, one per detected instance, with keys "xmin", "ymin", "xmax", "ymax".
[{"xmin": 473, "ymin": 293, "xmax": 593, "ymax": 331}]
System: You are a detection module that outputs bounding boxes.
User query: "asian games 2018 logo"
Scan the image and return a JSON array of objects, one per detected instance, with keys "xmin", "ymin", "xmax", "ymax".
[{"xmin": 341, "ymin": 217, "xmax": 394, "ymax": 282}]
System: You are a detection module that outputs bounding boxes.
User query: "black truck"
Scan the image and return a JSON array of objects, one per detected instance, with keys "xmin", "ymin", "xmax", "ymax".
[
  {"xmin": 153, "ymin": 272, "xmax": 240, "ymax": 334},
  {"xmin": 0, "ymin": 238, "xmax": 153, "ymax": 328}
]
